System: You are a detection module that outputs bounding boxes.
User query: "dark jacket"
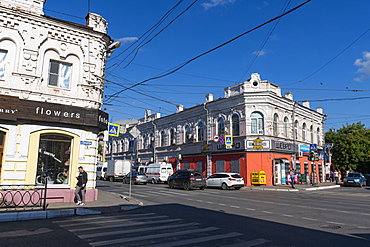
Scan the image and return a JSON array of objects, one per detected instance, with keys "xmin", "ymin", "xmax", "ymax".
[{"xmin": 76, "ymin": 171, "xmax": 88, "ymax": 186}]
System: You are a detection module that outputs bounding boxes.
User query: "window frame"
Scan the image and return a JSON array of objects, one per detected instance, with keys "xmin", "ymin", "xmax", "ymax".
[
  {"xmin": 251, "ymin": 112, "xmax": 264, "ymax": 135},
  {"xmin": 0, "ymin": 50, "xmax": 7, "ymax": 79},
  {"xmin": 48, "ymin": 60, "xmax": 72, "ymax": 90},
  {"xmin": 232, "ymin": 114, "xmax": 240, "ymax": 136}
]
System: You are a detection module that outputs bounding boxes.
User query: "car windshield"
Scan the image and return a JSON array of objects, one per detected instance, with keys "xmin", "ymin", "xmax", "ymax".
[
  {"xmin": 231, "ymin": 174, "xmax": 242, "ymax": 178},
  {"xmin": 348, "ymin": 173, "xmax": 360, "ymax": 177},
  {"xmin": 190, "ymin": 172, "xmax": 203, "ymax": 178}
]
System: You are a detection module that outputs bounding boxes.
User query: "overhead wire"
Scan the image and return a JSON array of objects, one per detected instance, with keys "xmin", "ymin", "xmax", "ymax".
[{"xmin": 105, "ymin": 0, "xmax": 312, "ymax": 103}]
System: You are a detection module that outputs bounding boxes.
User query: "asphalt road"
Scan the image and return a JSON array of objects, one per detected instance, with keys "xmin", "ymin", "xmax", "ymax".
[{"xmin": 1, "ymin": 181, "xmax": 369, "ymax": 247}]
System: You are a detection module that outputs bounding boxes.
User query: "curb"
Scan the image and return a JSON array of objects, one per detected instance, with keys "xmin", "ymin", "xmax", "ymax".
[{"xmin": 305, "ymin": 185, "xmax": 340, "ymax": 191}]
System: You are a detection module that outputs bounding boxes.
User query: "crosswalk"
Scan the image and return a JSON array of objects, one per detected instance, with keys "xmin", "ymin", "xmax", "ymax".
[{"xmin": 54, "ymin": 212, "xmax": 269, "ymax": 246}]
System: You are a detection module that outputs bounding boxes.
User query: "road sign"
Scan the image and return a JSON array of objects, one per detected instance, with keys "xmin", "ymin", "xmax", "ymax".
[
  {"xmin": 310, "ymin": 144, "xmax": 317, "ymax": 152},
  {"xmin": 219, "ymin": 136, "xmax": 225, "ymax": 144},
  {"xmin": 225, "ymin": 135, "xmax": 233, "ymax": 145},
  {"xmin": 108, "ymin": 123, "xmax": 120, "ymax": 137},
  {"xmin": 129, "ymin": 126, "xmax": 140, "ymax": 138},
  {"xmin": 80, "ymin": 141, "xmax": 92, "ymax": 145},
  {"xmin": 213, "ymin": 135, "xmax": 219, "ymax": 142}
]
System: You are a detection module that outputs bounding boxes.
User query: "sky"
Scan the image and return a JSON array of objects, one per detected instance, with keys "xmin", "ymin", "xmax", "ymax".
[{"xmin": 43, "ymin": 0, "xmax": 370, "ymax": 131}]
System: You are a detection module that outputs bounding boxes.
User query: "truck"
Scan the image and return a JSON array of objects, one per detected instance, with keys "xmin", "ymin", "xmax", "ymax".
[{"xmin": 105, "ymin": 160, "xmax": 131, "ymax": 182}]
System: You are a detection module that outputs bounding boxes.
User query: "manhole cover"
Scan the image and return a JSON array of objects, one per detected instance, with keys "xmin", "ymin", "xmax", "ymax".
[{"xmin": 320, "ymin": 225, "xmax": 341, "ymax": 229}]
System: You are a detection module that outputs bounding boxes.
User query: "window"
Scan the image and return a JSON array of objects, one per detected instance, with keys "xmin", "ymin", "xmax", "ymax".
[
  {"xmin": 294, "ymin": 120, "xmax": 298, "ymax": 140},
  {"xmin": 160, "ymin": 131, "xmax": 165, "ymax": 147},
  {"xmin": 197, "ymin": 122, "xmax": 204, "ymax": 141},
  {"xmin": 317, "ymin": 127, "xmax": 321, "ymax": 145},
  {"xmin": 36, "ymin": 134, "xmax": 72, "ymax": 185},
  {"xmin": 273, "ymin": 114, "xmax": 279, "ymax": 136},
  {"xmin": 232, "ymin": 114, "xmax": 240, "ymax": 136},
  {"xmin": 196, "ymin": 160, "xmax": 204, "ymax": 173},
  {"xmin": 170, "ymin": 129, "xmax": 176, "ymax": 145},
  {"xmin": 230, "ymin": 159, "xmax": 240, "ymax": 173},
  {"xmin": 310, "ymin": 125, "xmax": 313, "ymax": 143},
  {"xmin": 302, "ymin": 123, "xmax": 306, "ymax": 142},
  {"xmin": 183, "ymin": 161, "xmax": 190, "ymax": 169},
  {"xmin": 48, "ymin": 60, "xmax": 71, "ymax": 89},
  {"xmin": 251, "ymin": 112, "xmax": 264, "ymax": 135},
  {"xmin": 283, "ymin": 117, "xmax": 289, "ymax": 138},
  {"xmin": 185, "ymin": 125, "xmax": 192, "ymax": 143},
  {"xmin": 216, "ymin": 160, "xmax": 225, "ymax": 173},
  {"xmin": 217, "ymin": 118, "xmax": 225, "ymax": 136},
  {"xmin": 0, "ymin": 51, "xmax": 7, "ymax": 79}
]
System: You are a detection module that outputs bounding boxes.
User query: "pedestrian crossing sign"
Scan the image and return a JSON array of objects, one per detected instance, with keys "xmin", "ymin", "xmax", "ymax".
[
  {"xmin": 108, "ymin": 123, "xmax": 120, "ymax": 137},
  {"xmin": 225, "ymin": 135, "xmax": 233, "ymax": 145}
]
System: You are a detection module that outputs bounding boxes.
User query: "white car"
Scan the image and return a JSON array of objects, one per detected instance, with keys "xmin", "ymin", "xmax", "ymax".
[{"xmin": 206, "ymin": 173, "xmax": 245, "ymax": 190}]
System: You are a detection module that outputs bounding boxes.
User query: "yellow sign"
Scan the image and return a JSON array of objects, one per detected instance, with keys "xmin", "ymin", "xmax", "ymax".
[
  {"xmin": 253, "ymin": 138, "xmax": 263, "ymax": 149},
  {"xmin": 108, "ymin": 123, "xmax": 120, "ymax": 137}
]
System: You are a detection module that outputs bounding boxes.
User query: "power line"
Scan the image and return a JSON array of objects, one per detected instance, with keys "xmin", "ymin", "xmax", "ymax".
[{"xmin": 105, "ymin": 0, "xmax": 312, "ymax": 103}]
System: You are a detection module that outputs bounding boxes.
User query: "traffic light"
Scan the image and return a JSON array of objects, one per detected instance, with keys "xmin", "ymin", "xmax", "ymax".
[
  {"xmin": 314, "ymin": 152, "xmax": 319, "ymax": 161},
  {"xmin": 309, "ymin": 151, "xmax": 315, "ymax": 161}
]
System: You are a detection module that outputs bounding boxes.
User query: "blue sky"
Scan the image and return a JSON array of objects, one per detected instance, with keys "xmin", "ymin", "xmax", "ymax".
[{"xmin": 44, "ymin": 0, "xmax": 370, "ymax": 131}]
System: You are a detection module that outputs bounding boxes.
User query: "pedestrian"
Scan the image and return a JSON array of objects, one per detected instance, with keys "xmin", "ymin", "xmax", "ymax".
[
  {"xmin": 75, "ymin": 166, "xmax": 87, "ymax": 206},
  {"xmin": 330, "ymin": 171, "xmax": 334, "ymax": 183},
  {"xmin": 334, "ymin": 170, "xmax": 339, "ymax": 184},
  {"xmin": 289, "ymin": 169, "xmax": 296, "ymax": 189}
]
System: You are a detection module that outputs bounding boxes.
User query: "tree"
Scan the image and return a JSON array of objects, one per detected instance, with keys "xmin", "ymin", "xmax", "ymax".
[{"xmin": 325, "ymin": 122, "xmax": 370, "ymax": 173}]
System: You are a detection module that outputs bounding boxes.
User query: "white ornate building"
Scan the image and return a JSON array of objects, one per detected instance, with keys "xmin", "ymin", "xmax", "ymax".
[
  {"xmin": 0, "ymin": 0, "xmax": 111, "ymax": 202},
  {"xmin": 107, "ymin": 73, "xmax": 328, "ymax": 186}
]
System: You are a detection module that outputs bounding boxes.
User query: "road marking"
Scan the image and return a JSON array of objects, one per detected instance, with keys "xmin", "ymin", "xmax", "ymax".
[
  {"xmin": 282, "ymin": 214, "xmax": 294, "ymax": 217},
  {"xmin": 150, "ymin": 232, "xmax": 243, "ymax": 247},
  {"xmin": 230, "ymin": 205, "xmax": 240, "ymax": 208},
  {"xmin": 219, "ymin": 203, "xmax": 226, "ymax": 206},
  {"xmin": 89, "ymin": 227, "xmax": 219, "ymax": 247},
  {"xmin": 79, "ymin": 222, "xmax": 200, "ymax": 239},
  {"xmin": 196, "ymin": 200, "xmax": 203, "ymax": 202},
  {"xmin": 223, "ymin": 238, "xmax": 271, "ymax": 247},
  {"xmin": 326, "ymin": 221, "xmax": 345, "ymax": 225},
  {"xmin": 262, "ymin": 211, "xmax": 272, "ymax": 214},
  {"xmin": 357, "ymin": 226, "xmax": 370, "ymax": 229},
  {"xmin": 0, "ymin": 228, "xmax": 52, "ymax": 237},
  {"xmin": 206, "ymin": 201, "xmax": 214, "ymax": 204},
  {"xmin": 245, "ymin": 208, "xmax": 256, "ymax": 211},
  {"xmin": 302, "ymin": 217, "xmax": 318, "ymax": 221}
]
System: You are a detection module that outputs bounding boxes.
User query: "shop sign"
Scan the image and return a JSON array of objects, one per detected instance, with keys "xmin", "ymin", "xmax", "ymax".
[
  {"xmin": 299, "ymin": 145, "xmax": 310, "ymax": 156},
  {"xmin": 246, "ymin": 138, "xmax": 270, "ymax": 150},
  {"xmin": 271, "ymin": 140, "xmax": 298, "ymax": 154}
]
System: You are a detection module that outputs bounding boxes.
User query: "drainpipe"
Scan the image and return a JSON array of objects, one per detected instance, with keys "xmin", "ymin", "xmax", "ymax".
[
  {"xmin": 203, "ymin": 103, "xmax": 212, "ymax": 177},
  {"xmin": 152, "ymin": 120, "xmax": 156, "ymax": 163}
]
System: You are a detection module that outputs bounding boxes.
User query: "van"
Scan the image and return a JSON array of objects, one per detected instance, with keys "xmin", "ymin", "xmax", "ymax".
[
  {"xmin": 96, "ymin": 162, "xmax": 107, "ymax": 180},
  {"xmin": 146, "ymin": 162, "xmax": 173, "ymax": 184}
]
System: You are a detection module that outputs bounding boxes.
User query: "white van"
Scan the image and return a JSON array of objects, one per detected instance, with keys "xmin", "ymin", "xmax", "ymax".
[
  {"xmin": 146, "ymin": 162, "xmax": 173, "ymax": 184},
  {"xmin": 96, "ymin": 162, "xmax": 107, "ymax": 180}
]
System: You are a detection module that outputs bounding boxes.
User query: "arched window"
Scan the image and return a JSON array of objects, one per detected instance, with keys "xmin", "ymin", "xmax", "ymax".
[
  {"xmin": 251, "ymin": 112, "xmax": 264, "ymax": 135},
  {"xmin": 317, "ymin": 127, "xmax": 321, "ymax": 145},
  {"xmin": 302, "ymin": 123, "xmax": 306, "ymax": 142},
  {"xmin": 310, "ymin": 125, "xmax": 313, "ymax": 143},
  {"xmin": 283, "ymin": 117, "xmax": 289, "ymax": 138},
  {"xmin": 149, "ymin": 133, "xmax": 154, "ymax": 148},
  {"xmin": 170, "ymin": 129, "xmax": 176, "ymax": 145},
  {"xmin": 185, "ymin": 125, "xmax": 192, "ymax": 143},
  {"xmin": 273, "ymin": 113, "xmax": 279, "ymax": 136},
  {"xmin": 232, "ymin": 114, "xmax": 240, "ymax": 136},
  {"xmin": 197, "ymin": 122, "xmax": 204, "ymax": 141},
  {"xmin": 294, "ymin": 120, "xmax": 298, "ymax": 140},
  {"xmin": 0, "ymin": 50, "xmax": 7, "ymax": 79},
  {"xmin": 160, "ymin": 131, "xmax": 165, "ymax": 147},
  {"xmin": 218, "ymin": 118, "xmax": 225, "ymax": 136}
]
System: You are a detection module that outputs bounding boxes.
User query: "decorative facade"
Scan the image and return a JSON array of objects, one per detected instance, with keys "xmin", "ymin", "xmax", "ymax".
[
  {"xmin": 107, "ymin": 73, "xmax": 328, "ymax": 186},
  {"xmin": 0, "ymin": 0, "xmax": 111, "ymax": 202}
]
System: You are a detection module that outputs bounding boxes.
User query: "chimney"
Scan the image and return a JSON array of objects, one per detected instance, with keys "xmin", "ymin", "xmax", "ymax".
[
  {"xmin": 86, "ymin": 13, "xmax": 108, "ymax": 33},
  {"xmin": 1, "ymin": 0, "xmax": 46, "ymax": 15},
  {"xmin": 177, "ymin": 105, "xmax": 184, "ymax": 113},
  {"xmin": 285, "ymin": 92, "xmax": 293, "ymax": 101},
  {"xmin": 206, "ymin": 94, "xmax": 214, "ymax": 102},
  {"xmin": 316, "ymin": 107, "xmax": 323, "ymax": 114},
  {"xmin": 302, "ymin": 101, "xmax": 310, "ymax": 108}
]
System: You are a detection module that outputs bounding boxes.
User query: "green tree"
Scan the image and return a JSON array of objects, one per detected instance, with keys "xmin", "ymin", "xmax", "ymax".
[{"xmin": 325, "ymin": 122, "xmax": 370, "ymax": 174}]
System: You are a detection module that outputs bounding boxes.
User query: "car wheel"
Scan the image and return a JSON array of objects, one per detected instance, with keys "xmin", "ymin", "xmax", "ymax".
[
  {"xmin": 151, "ymin": 178, "xmax": 156, "ymax": 184},
  {"xmin": 168, "ymin": 181, "xmax": 174, "ymax": 189},
  {"xmin": 221, "ymin": 183, "xmax": 228, "ymax": 190},
  {"xmin": 199, "ymin": 186, "xmax": 205, "ymax": 190},
  {"xmin": 109, "ymin": 177, "xmax": 114, "ymax": 182},
  {"xmin": 143, "ymin": 182, "xmax": 147, "ymax": 185},
  {"xmin": 183, "ymin": 182, "xmax": 190, "ymax": 191}
]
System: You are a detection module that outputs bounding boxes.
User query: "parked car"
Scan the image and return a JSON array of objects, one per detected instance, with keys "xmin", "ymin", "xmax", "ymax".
[
  {"xmin": 343, "ymin": 173, "xmax": 367, "ymax": 187},
  {"xmin": 168, "ymin": 169, "xmax": 206, "ymax": 190},
  {"xmin": 206, "ymin": 173, "xmax": 245, "ymax": 190},
  {"xmin": 363, "ymin": 174, "xmax": 370, "ymax": 186},
  {"xmin": 123, "ymin": 172, "xmax": 148, "ymax": 185}
]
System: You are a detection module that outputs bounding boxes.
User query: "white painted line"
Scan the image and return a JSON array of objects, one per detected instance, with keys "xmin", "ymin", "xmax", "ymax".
[
  {"xmin": 223, "ymin": 238, "xmax": 271, "ymax": 247},
  {"xmin": 326, "ymin": 221, "xmax": 345, "ymax": 225},
  {"xmin": 206, "ymin": 201, "xmax": 214, "ymax": 204},
  {"xmin": 196, "ymin": 200, "xmax": 203, "ymax": 202},
  {"xmin": 79, "ymin": 222, "xmax": 200, "ymax": 239},
  {"xmin": 150, "ymin": 232, "xmax": 243, "ymax": 247},
  {"xmin": 230, "ymin": 205, "xmax": 240, "ymax": 209},
  {"xmin": 219, "ymin": 203, "xmax": 226, "ymax": 206},
  {"xmin": 68, "ymin": 218, "xmax": 181, "ymax": 232},
  {"xmin": 357, "ymin": 226, "xmax": 370, "ymax": 229},
  {"xmin": 245, "ymin": 208, "xmax": 256, "ymax": 211},
  {"xmin": 282, "ymin": 214, "xmax": 294, "ymax": 217},
  {"xmin": 89, "ymin": 227, "xmax": 219, "ymax": 247},
  {"xmin": 53, "ymin": 213, "xmax": 155, "ymax": 224},
  {"xmin": 302, "ymin": 217, "xmax": 318, "ymax": 221},
  {"xmin": 262, "ymin": 211, "xmax": 273, "ymax": 214}
]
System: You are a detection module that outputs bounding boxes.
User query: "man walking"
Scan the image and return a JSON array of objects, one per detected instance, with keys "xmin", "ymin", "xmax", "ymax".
[
  {"xmin": 334, "ymin": 170, "xmax": 339, "ymax": 184},
  {"xmin": 75, "ymin": 166, "xmax": 87, "ymax": 206},
  {"xmin": 289, "ymin": 169, "xmax": 296, "ymax": 189}
]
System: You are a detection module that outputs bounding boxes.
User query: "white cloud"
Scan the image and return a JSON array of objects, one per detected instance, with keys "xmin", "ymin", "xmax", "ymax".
[
  {"xmin": 115, "ymin": 37, "xmax": 138, "ymax": 44},
  {"xmin": 252, "ymin": 49, "xmax": 267, "ymax": 56},
  {"xmin": 202, "ymin": 0, "xmax": 236, "ymax": 10},
  {"xmin": 354, "ymin": 51, "xmax": 370, "ymax": 82}
]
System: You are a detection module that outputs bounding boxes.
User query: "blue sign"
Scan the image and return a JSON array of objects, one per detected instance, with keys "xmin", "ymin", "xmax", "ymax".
[
  {"xmin": 80, "ymin": 141, "xmax": 92, "ymax": 145},
  {"xmin": 310, "ymin": 144, "xmax": 317, "ymax": 152},
  {"xmin": 108, "ymin": 123, "xmax": 120, "ymax": 137},
  {"xmin": 225, "ymin": 135, "xmax": 233, "ymax": 145},
  {"xmin": 219, "ymin": 136, "xmax": 225, "ymax": 144}
]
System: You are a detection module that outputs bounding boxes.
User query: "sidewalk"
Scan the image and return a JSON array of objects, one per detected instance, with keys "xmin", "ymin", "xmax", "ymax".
[{"xmin": 246, "ymin": 182, "xmax": 341, "ymax": 192}]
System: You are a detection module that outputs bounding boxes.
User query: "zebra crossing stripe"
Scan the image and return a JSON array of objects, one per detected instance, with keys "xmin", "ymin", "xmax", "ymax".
[{"xmin": 89, "ymin": 227, "xmax": 219, "ymax": 247}]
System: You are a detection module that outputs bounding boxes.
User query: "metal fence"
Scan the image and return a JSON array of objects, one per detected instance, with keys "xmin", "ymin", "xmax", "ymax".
[{"xmin": 0, "ymin": 182, "xmax": 47, "ymax": 211}]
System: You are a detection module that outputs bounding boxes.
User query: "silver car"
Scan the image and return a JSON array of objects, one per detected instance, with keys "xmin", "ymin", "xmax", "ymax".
[
  {"xmin": 206, "ymin": 172, "xmax": 245, "ymax": 190},
  {"xmin": 123, "ymin": 172, "xmax": 148, "ymax": 185}
]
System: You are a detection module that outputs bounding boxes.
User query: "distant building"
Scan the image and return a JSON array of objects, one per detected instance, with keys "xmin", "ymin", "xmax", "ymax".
[
  {"xmin": 107, "ymin": 73, "xmax": 327, "ymax": 186},
  {"xmin": 0, "ymin": 0, "xmax": 111, "ymax": 202}
]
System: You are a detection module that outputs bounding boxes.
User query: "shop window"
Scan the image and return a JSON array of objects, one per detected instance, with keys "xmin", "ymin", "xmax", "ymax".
[
  {"xmin": 304, "ymin": 162, "xmax": 308, "ymax": 174},
  {"xmin": 36, "ymin": 134, "xmax": 72, "ymax": 185},
  {"xmin": 183, "ymin": 161, "xmax": 190, "ymax": 169},
  {"xmin": 251, "ymin": 112, "xmax": 264, "ymax": 135},
  {"xmin": 216, "ymin": 159, "xmax": 225, "ymax": 173},
  {"xmin": 196, "ymin": 160, "xmax": 204, "ymax": 173},
  {"xmin": 295, "ymin": 162, "xmax": 301, "ymax": 174},
  {"xmin": 0, "ymin": 51, "xmax": 7, "ymax": 79},
  {"xmin": 230, "ymin": 159, "xmax": 240, "ymax": 173},
  {"xmin": 232, "ymin": 115, "xmax": 240, "ymax": 136},
  {"xmin": 48, "ymin": 60, "xmax": 71, "ymax": 89}
]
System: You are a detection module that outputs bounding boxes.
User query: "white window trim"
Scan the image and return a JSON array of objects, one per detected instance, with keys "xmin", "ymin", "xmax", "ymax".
[{"xmin": 48, "ymin": 60, "xmax": 72, "ymax": 90}]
